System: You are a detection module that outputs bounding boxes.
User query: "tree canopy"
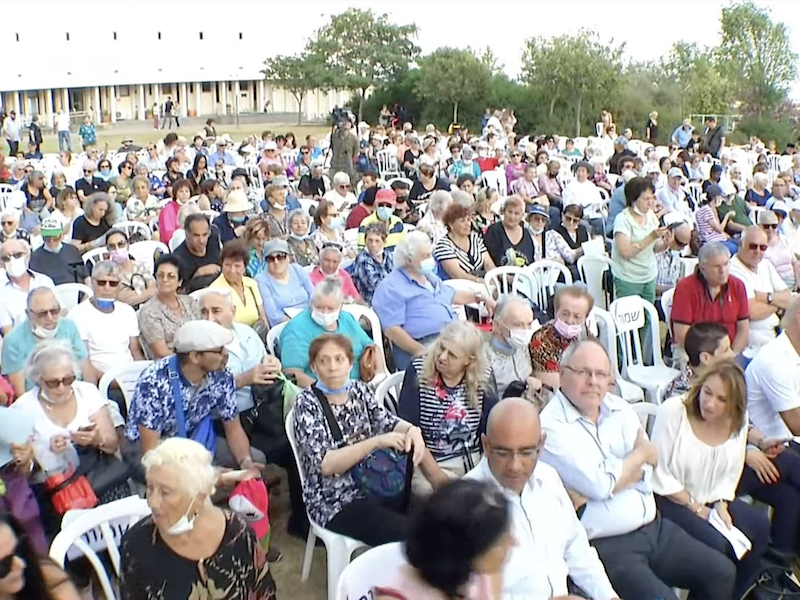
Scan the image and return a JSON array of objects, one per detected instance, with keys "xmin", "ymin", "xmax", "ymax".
[{"xmin": 262, "ymin": 53, "xmax": 329, "ymax": 125}]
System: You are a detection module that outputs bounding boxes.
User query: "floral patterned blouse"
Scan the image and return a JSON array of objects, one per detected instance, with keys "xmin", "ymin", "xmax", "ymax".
[
  {"xmin": 137, "ymin": 294, "xmax": 200, "ymax": 355},
  {"xmin": 287, "ymin": 237, "xmax": 319, "ymax": 267},
  {"xmin": 292, "ymin": 380, "xmax": 399, "ymax": 526},
  {"xmin": 120, "ymin": 511, "xmax": 276, "ymax": 600}
]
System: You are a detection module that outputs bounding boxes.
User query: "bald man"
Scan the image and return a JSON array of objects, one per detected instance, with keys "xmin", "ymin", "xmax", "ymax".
[
  {"xmin": 466, "ymin": 397, "xmax": 619, "ymax": 600},
  {"xmin": 540, "ymin": 340, "xmax": 735, "ymax": 600}
]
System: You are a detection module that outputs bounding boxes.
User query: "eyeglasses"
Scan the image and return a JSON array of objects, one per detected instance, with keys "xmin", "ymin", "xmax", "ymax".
[
  {"xmin": 761, "ymin": 223, "xmax": 779, "ymax": 229},
  {"xmin": 747, "ymin": 243, "xmax": 768, "ymax": 251},
  {"xmin": 30, "ymin": 307, "xmax": 60, "ymax": 318},
  {"xmin": 267, "ymin": 253, "xmax": 288, "ymax": 262},
  {"xmin": 0, "ymin": 547, "xmax": 20, "ymax": 579},
  {"xmin": 42, "ymin": 374, "xmax": 76, "ymax": 389},
  {"xmin": 0, "ymin": 252, "xmax": 25, "ymax": 262},
  {"xmin": 83, "ymin": 170, "xmax": 93, "ymax": 174},
  {"xmin": 564, "ymin": 215, "xmax": 581, "ymax": 224},
  {"xmin": 94, "ymin": 279, "xmax": 120, "ymax": 287},
  {"xmin": 489, "ymin": 444, "xmax": 542, "ymax": 460},
  {"xmin": 562, "ymin": 365, "xmax": 612, "ymax": 381},
  {"xmin": 106, "ymin": 240, "xmax": 128, "ymax": 250},
  {"xmin": 301, "ymin": 150, "xmax": 310, "ymax": 155},
  {"xmin": 1, "ymin": 221, "xmax": 14, "ymax": 226}
]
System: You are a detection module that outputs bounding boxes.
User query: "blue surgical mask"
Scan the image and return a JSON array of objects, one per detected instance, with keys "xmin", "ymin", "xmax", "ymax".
[
  {"xmin": 418, "ymin": 257, "xmax": 436, "ymax": 275},
  {"xmin": 289, "ymin": 232, "xmax": 308, "ymax": 241},
  {"xmin": 377, "ymin": 207, "xmax": 393, "ymax": 221},
  {"xmin": 95, "ymin": 298, "xmax": 115, "ymax": 310},
  {"xmin": 327, "ymin": 216, "xmax": 344, "ymax": 230},
  {"xmin": 43, "ymin": 242, "xmax": 62, "ymax": 253},
  {"xmin": 229, "ymin": 215, "xmax": 246, "ymax": 224},
  {"xmin": 316, "ymin": 380, "xmax": 351, "ymax": 396},
  {"xmin": 99, "ymin": 168, "xmax": 110, "ymax": 177}
]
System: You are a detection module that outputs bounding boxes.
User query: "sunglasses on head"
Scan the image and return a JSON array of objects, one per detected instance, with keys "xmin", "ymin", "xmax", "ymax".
[
  {"xmin": 42, "ymin": 375, "xmax": 76, "ymax": 389},
  {"xmin": 267, "ymin": 253, "xmax": 288, "ymax": 262},
  {"xmin": 748, "ymin": 243, "xmax": 768, "ymax": 251}
]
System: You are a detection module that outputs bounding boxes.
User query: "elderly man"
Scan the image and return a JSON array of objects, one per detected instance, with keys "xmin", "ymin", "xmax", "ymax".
[
  {"xmin": 74, "ymin": 160, "xmax": 109, "ymax": 201},
  {"xmin": 1, "ymin": 287, "xmax": 92, "ymax": 396},
  {"xmin": 373, "ymin": 231, "xmax": 495, "ymax": 370},
  {"xmin": 747, "ymin": 296, "xmax": 800, "ymax": 441},
  {"xmin": 28, "ymin": 218, "xmax": 88, "ymax": 285},
  {"xmin": 207, "ymin": 138, "xmax": 236, "ymax": 166},
  {"xmin": 173, "ymin": 213, "xmax": 222, "ymax": 293},
  {"xmin": 717, "ymin": 178, "xmax": 752, "ymax": 235},
  {"xmin": 467, "ymin": 397, "xmax": 620, "ymax": 600},
  {"xmin": 530, "ymin": 286, "xmax": 594, "ymax": 391},
  {"xmin": 0, "ymin": 208, "xmax": 31, "ymax": 244},
  {"xmin": 0, "ymin": 239, "xmax": 55, "ymax": 335},
  {"xmin": 69, "ymin": 260, "xmax": 144, "ymax": 380},
  {"xmin": 655, "ymin": 168, "xmax": 692, "ymax": 216},
  {"xmin": 485, "ymin": 295, "xmax": 543, "ymax": 400},
  {"xmin": 541, "ymin": 340, "xmax": 736, "ymax": 600},
  {"xmin": 655, "ymin": 215, "xmax": 692, "ymax": 297},
  {"xmin": 766, "ymin": 176, "xmax": 790, "ymax": 210},
  {"xmin": 670, "ymin": 241, "xmax": 749, "ymax": 354},
  {"xmin": 609, "ymin": 137, "xmax": 637, "ymax": 175}
]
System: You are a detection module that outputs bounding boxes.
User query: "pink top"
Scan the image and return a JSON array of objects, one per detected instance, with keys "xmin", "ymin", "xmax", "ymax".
[
  {"xmin": 309, "ymin": 266, "xmax": 360, "ymax": 300},
  {"xmin": 157, "ymin": 200, "xmax": 181, "ymax": 245},
  {"xmin": 765, "ymin": 236, "xmax": 795, "ymax": 285},
  {"xmin": 376, "ymin": 565, "xmax": 495, "ymax": 600}
]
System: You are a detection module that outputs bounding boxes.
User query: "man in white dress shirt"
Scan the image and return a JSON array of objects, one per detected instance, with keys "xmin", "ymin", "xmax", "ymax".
[
  {"xmin": 540, "ymin": 340, "xmax": 736, "ymax": 600},
  {"xmin": 467, "ymin": 397, "xmax": 620, "ymax": 600}
]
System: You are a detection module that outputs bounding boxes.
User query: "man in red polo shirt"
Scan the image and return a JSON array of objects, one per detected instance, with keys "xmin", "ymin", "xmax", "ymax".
[{"xmin": 671, "ymin": 241, "xmax": 750, "ymax": 354}]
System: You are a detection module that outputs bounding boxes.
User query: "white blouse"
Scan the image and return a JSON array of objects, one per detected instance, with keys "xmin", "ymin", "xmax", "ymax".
[{"xmin": 651, "ymin": 396, "xmax": 747, "ymax": 504}]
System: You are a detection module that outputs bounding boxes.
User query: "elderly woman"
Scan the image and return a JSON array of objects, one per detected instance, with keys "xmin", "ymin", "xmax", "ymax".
[
  {"xmin": 120, "ymin": 438, "xmax": 276, "ymax": 600},
  {"xmin": 0, "ymin": 209, "xmax": 30, "ymax": 244},
  {"xmin": 525, "ymin": 204, "xmax": 577, "ymax": 265},
  {"xmin": 483, "ymin": 195, "xmax": 536, "ymax": 267},
  {"xmin": 280, "ymin": 277, "xmax": 375, "ymax": 387},
  {"xmin": 353, "ymin": 222, "xmax": 393, "ymax": 305},
  {"xmin": 759, "ymin": 210, "xmax": 799, "ymax": 290},
  {"xmin": 105, "ymin": 229, "xmax": 156, "ymax": 307},
  {"xmin": 125, "ymin": 176, "xmax": 160, "ymax": 223},
  {"xmin": 11, "ymin": 340, "xmax": 127, "ymax": 533},
  {"xmin": 311, "ymin": 198, "xmax": 353, "ymax": 256},
  {"xmin": 309, "ymin": 244, "xmax": 362, "ymax": 303},
  {"xmin": 416, "ymin": 190, "xmax": 452, "ymax": 245},
  {"xmin": 373, "ymin": 231, "xmax": 495, "ymax": 371},
  {"xmin": 70, "ymin": 193, "xmax": 112, "ymax": 254},
  {"xmin": 291, "ymin": 333, "xmax": 445, "ymax": 546},
  {"xmin": 244, "ymin": 217, "xmax": 271, "ymax": 278},
  {"xmin": 611, "ymin": 177, "xmax": 666, "ymax": 304},
  {"xmin": 49, "ymin": 187, "xmax": 82, "ymax": 241},
  {"xmin": 651, "ymin": 361, "xmax": 770, "ymax": 599},
  {"xmin": 255, "ymin": 239, "xmax": 315, "ymax": 326},
  {"xmin": 262, "ymin": 183, "xmax": 289, "ymax": 239},
  {"xmin": 212, "ymin": 190, "xmax": 250, "ymax": 244},
  {"xmin": 49, "ymin": 171, "xmax": 68, "ymax": 199},
  {"xmin": 137, "ymin": 253, "xmax": 201, "ymax": 358},
  {"xmin": 322, "ymin": 172, "xmax": 356, "ymax": 211},
  {"xmin": 398, "ymin": 321, "xmax": 497, "ymax": 486},
  {"xmin": 745, "ymin": 172, "xmax": 771, "ymax": 207},
  {"xmin": 286, "ymin": 209, "xmax": 318, "ymax": 267},
  {"xmin": 209, "ymin": 240, "xmax": 267, "ymax": 328},
  {"xmin": 434, "ymin": 202, "xmax": 496, "ymax": 283}
]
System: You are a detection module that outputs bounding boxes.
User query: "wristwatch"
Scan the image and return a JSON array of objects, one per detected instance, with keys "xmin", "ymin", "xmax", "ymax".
[{"xmin": 767, "ymin": 292, "xmax": 773, "ymax": 305}]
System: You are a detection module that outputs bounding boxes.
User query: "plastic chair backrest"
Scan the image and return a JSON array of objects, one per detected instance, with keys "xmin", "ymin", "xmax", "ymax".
[
  {"xmin": 578, "ymin": 255, "xmax": 612, "ymax": 310},
  {"xmin": 98, "ymin": 360, "xmax": 152, "ymax": 412},
  {"xmin": 285, "ymin": 408, "xmax": 308, "ymax": 488},
  {"xmin": 82, "ymin": 247, "xmax": 110, "ymax": 266},
  {"xmin": 342, "ymin": 305, "xmax": 382, "ymax": 348},
  {"xmin": 267, "ymin": 321, "xmax": 289, "ymax": 356},
  {"xmin": 485, "ymin": 266, "xmax": 530, "ymax": 299},
  {"xmin": 374, "ymin": 371, "xmax": 403, "ymax": 414},
  {"xmin": 335, "ymin": 542, "xmax": 406, "ymax": 600},
  {"xmin": 526, "ymin": 260, "xmax": 573, "ymax": 312},
  {"xmin": 610, "ymin": 296, "xmax": 664, "ymax": 371},
  {"xmin": 661, "ymin": 287, "xmax": 676, "ymax": 327},
  {"xmin": 55, "ymin": 283, "xmax": 93, "ymax": 311},
  {"xmin": 128, "ymin": 240, "xmax": 169, "ymax": 274},
  {"xmin": 632, "ymin": 402, "xmax": 659, "ymax": 436},
  {"xmin": 114, "ymin": 220, "xmax": 152, "ymax": 241}
]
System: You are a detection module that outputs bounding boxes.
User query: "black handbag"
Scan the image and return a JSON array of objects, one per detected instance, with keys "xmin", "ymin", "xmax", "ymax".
[
  {"xmin": 747, "ymin": 566, "xmax": 800, "ymax": 600},
  {"xmin": 75, "ymin": 447, "xmax": 131, "ymax": 497},
  {"xmin": 242, "ymin": 381, "xmax": 289, "ymax": 444}
]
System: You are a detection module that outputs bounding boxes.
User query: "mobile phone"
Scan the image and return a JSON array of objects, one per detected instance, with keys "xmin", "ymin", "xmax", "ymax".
[{"xmin": 78, "ymin": 422, "xmax": 96, "ymax": 432}]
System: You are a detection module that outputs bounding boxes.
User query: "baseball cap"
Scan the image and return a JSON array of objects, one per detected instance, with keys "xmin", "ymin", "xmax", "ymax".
[
  {"xmin": 668, "ymin": 167, "xmax": 683, "ymax": 179},
  {"xmin": 705, "ymin": 184, "xmax": 723, "ymax": 199},
  {"xmin": 228, "ymin": 479, "xmax": 269, "ymax": 546},
  {"xmin": 173, "ymin": 321, "xmax": 234, "ymax": 353},
  {"xmin": 719, "ymin": 179, "xmax": 737, "ymax": 196},
  {"xmin": 272, "ymin": 175, "xmax": 290, "ymax": 188},
  {"xmin": 614, "ymin": 136, "xmax": 629, "ymax": 148},
  {"xmin": 375, "ymin": 188, "xmax": 396, "ymax": 206},
  {"xmin": 40, "ymin": 218, "xmax": 63, "ymax": 238},
  {"xmin": 263, "ymin": 239, "xmax": 290, "ymax": 257},
  {"xmin": 527, "ymin": 204, "xmax": 550, "ymax": 220}
]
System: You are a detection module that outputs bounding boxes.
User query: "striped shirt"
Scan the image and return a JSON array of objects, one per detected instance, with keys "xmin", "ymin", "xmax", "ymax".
[
  {"xmin": 696, "ymin": 204, "xmax": 727, "ymax": 244},
  {"xmin": 433, "ymin": 233, "xmax": 488, "ymax": 274}
]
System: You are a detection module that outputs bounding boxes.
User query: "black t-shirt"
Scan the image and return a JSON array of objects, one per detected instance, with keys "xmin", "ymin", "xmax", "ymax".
[
  {"xmin": 408, "ymin": 177, "xmax": 450, "ymax": 203},
  {"xmin": 71, "ymin": 216, "xmax": 110, "ymax": 244},
  {"xmin": 483, "ymin": 222, "xmax": 535, "ymax": 266},
  {"xmin": 29, "ymin": 244, "xmax": 87, "ymax": 285},
  {"xmin": 704, "ymin": 126, "xmax": 724, "ymax": 157},
  {"xmin": 74, "ymin": 177, "xmax": 109, "ymax": 198},
  {"xmin": 645, "ymin": 119, "xmax": 659, "ymax": 143},
  {"xmin": 298, "ymin": 175, "xmax": 325, "ymax": 198},
  {"xmin": 173, "ymin": 232, "xmax": 221, "ymax": 288}
]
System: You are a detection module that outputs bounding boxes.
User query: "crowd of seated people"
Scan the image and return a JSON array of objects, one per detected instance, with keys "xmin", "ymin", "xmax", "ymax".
[{"xmin": 5, "ymin": 111, "xmax": 800, "ymax": 600}]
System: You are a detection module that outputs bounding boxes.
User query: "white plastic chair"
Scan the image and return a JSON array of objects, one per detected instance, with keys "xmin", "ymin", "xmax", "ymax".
[
  {"xmin": 0, "ymin": 183, "xmax": 13, "ymax": 212},
  {"xmin": 82, "ymin": 247, "xmax": 110, "ymax": 267},
  {"xmin": 684, "ymin": 183, "xmax": 703, "ymax": 209},
  {"xmin": 343, "ymin": 228, "xmax": 359, "ymax": 248},
  {"xmin": 484, "ymin": 266, "xmax": 531, "ymax": 299},
  {"xmin": 632, "ymin": 401, "xmax": 659, "ymax": 436},
  {"xmin": 342, "ymin": 305, "xmax": 382, "ymax": 348},
  {"xmin": 335, "ymin": 542, "xmax": 405, "ymax": 600},
  {"xmin": 200, "ymin": 209, "xmax": 220, "ymax": 220},
  {"xmin": 609, "ymin": 296, "xmax": 679, "ymax": 404},
  {"xmin": 114, "ymin": 220, "xmax": 152, "ymax": 241},
  {"xmin": 49, "ymin": 496, "xmax": 152, "ymax": 600},
  {"xmin": 578, "ymin": 255, "xmax": 613, "ymax": 310},
  {"xmin": 285, "ymin": 409, "xmax": 367, "ymax": 600},
  {"xmin": 442, "ymin": 279, "xmax": 488, "ymax": 320},
  {"xmin": 266, "ymin": 321, "xmax": 289, "ymax": 355},
  {"xmin": 524, "ymin": 260, "xmax": 573, "ymax": 313},
  {"xmin": 591, "ymin": 308, "xmax": 645, "ymax": 403},
  {"xmin": 54, "ymin": 283, "xmax": 93, "ymax": 311},
  {"xmin": 677, "ymin": 257, "xmax": 698, "ymax": 280},
  {"xmin": 661, "ymin": 287, "xmax": 676, "ymax": 328},
  {"xmin": 98, "ymin": 360, "xmax": 152, "ymax": 413},
  {"xmin": 128, "ymin": 240, "xmax": 169, "ymax": 274},
  {"xmin": 376, "ymin": 150, "xmax": 401, "ymax": 180},
  {"xmin": 374, "ymin": 370, "xmax": 404, "ymax": 414}
]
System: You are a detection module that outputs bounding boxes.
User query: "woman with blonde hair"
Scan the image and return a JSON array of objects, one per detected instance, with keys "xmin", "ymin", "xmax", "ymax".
[
  {"xmin": 244, "ymin": 217, "xmax": 271, "ymax": 278},
  {"xmin": 397, "ymin": 321, "xmax": 498, "ymax": 484}
]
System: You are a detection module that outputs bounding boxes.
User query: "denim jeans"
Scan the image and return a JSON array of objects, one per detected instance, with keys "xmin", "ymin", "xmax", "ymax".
[{"xmin": 57, "ymin": 131, "xmax": 71, "ymax": 152}]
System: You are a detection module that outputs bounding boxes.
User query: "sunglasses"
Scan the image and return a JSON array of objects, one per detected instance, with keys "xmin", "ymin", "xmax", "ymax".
[
  {"xmin": 30, "ymin": 307, "xmax": 60, "ymax": 318},
  {"xmin": 0, "ymin": 252, "xmax": 25, "ymax": 262},
  {"xmin": 747, "ymin": 243, "xmax": 768, "ymax": 251},
  {"xmin": 762, "ymin": 223, "xmax": 779, "ymax": 229},
  {"xmin": 83, "ymin": 169, "xmax": 93, "ymax": 174},
  {"xmin": 267, "ymin": 253, "xmax": 288, "ymax": 262},
  {"xmin": 94, "ymin": 279, "xmax": 120, "ymax": 287},
  {"xmin": 301, "ymin": 150, "xmax": 310, "ymax": 155},
  {"xmin": 0, "ymin": 547, "xmax": 19, "ymax": 579},
  {"xmin": 564, "ymin": 215, "xmax": 581, "ymax": 224},
  {"xmin": 106, "ymin": 241, "xmax": 128, "ymax": 250},
  {"xmin": 1, "ymin": 221, "xmax": 14, "ymax": 226},
  {"xmin": 42, "ymin": 375, "xmax": 76, "ymax": 389}
]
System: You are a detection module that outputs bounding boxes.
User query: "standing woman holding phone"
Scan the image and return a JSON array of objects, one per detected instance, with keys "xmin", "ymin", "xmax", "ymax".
[{"xmin": 610, "ymin": 176, "xmax": 666, "ymax": 304}]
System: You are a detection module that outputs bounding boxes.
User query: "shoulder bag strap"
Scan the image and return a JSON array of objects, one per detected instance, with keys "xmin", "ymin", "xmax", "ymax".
[
  {"xmin": 167, "ymin": 355, "xmax": 187, "ymax": 438},
  {"xmin": 310, "ymin": 385, "xmax": 345, "ymax": 446}
]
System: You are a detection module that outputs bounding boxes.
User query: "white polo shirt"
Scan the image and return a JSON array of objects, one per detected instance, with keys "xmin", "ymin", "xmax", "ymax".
[
  {"xmin": 729, "ymin": 255, "xmax": 787, "ymax": 357},
  {"xmin": 746, "ymin": 332, "xmax": 800, "ymax": 439},
  {"xmin": 0, "ymin": 270, "xmax": 55, "ymax": 330},
  {"xmin": 466, "ymin": 458, "xmax": 618, "ymax": 600}
]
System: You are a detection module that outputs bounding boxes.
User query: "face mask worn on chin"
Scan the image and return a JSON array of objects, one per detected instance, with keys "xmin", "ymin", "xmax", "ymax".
[
  {"xmin": 376, "ymin": 207, "xmax": 393, "ymax": 221},
  {"xmin": 271, "ymin": 203, "xmax": 286, "ymax": 210},
  {"xmin": 95, "ymin": 298, "xmax": 115, "ymax": 310},
  {"xmin": 418, "ymin": 257, "xmax": 436, "ymax": 275},
  {"xmin": 530, "ymin": 227, "xmax": 544, "ymax": 236},
  {"xmin": 289, "ymin": 232, "xmax": 308, "ymax": 241},
  {"xmin": 316, "ymin": 379, "xmax": 351, "ymax": 396},
  {"xmin": 311, "ymin": 308, "xmax": 340, "ymax": 328},
  {"xmin": 553, "ymin": 319, "xmax": 583, "ymax": 339},
  {"xmin": 43, "ymin": 242, "xmax": 63, "ymax": 254},
  {"xmin": 166, "ymin": 497, "xmax": 197, "ymax": 536},
  {"xmin": 33, "ymin": 325, "xmax": 57, "ymax": 339},
  {"xmin": 111, "ymin": 249, "xmax": 129, "ymax": 263},
  {"xmin": 632, "ymin": 206, "xmax": 648, "ymax": 217},
  {"xmin": 5, "ymin": 257, "xmax": 27, "ymax": 278}
]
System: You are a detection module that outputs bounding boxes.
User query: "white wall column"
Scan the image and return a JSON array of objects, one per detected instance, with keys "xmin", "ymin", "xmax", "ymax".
[
  {"xmin": 257, "ymin": 80, "xmax": 265, "ymax": 113},
  {"xmin": 220, "ymin": 81, "xmax": 228, "ymax": 115},
  {"xmin": 137, "ymin": 84, "xmax": 145, "ymax": 120},
  {"xmin": 110, "ymin": 86, "xmax": 117, "ymax": 123},
  {"xmin": 61, "ymin": 88, "xmax": 69, "ymax": 114},
  {"xmin": 93, "ymin": 87, "xmax": 101, "ymax": 123},
  {"xmin": 179, "ymin": 82, "xmax": 188, "ymax": 117},
  {"xmin": 233, "ymin": 80, "xmax": 240, "ymax": 115},
  {"xmin": 47, "ymin": 89, "xmax": 55, "ymax": 127},
  {"xmin": 15, "ymin": 92, "xmax": 23, "ymax": 116},
  {"xmin": 195, "ymin": 82, "xmax": 203, "ymax": 116}
]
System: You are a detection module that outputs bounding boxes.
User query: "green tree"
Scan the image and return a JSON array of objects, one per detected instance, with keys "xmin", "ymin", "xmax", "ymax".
[
  {"xmin": 309, "ymin": 8, "xmax": 419, "ymax": 121},
  {"xmin": 659, "ymin": 42, "xmax": 734, "ymax": 116},
  {"xmin": 414, "ymin": 48, "xmax": 493, "ymax": 124},
  {"xmin": 521, "ymin": 30, "xmax": 624, "ymax": 136},
  {"xmin": 262, "ymin": 53, "xmax": 329, "ymax": 125},
  {"xmin": 719, "ymin": 0, "xmax": 798, "ymax": 117}
]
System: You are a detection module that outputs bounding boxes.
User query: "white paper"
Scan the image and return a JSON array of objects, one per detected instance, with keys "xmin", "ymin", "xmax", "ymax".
[
  {"xmin": 708, "ymin": 508, "xmax": 752, "ymax": 559},
  {"xmin": 581, "ymin": 238, "xmax": 606, "ymax": 257},
  {"xmin": 0, "ymin": 407, "xmax": 35, "ymax": 467}
]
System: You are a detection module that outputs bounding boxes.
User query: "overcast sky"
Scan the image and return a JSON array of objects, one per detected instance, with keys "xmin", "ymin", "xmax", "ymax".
[{"xmin": 19, "ymin": 0, "xmax": 800, "ymax": 97}]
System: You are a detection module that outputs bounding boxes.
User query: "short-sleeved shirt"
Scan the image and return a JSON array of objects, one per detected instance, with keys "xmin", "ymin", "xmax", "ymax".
[
  {"xmin": 611, "ymin": 208, "xmax": 658, "ymax": 284},
  {"xmin": 280, "ymin": 308, "xmax": 372, "ymax": 381},
  {"xmin": 70, "ymin": 215, "xmax": 110, "ymax": 244},
  {"xmin": 717, "ymin": 196, "xmax": 752, "ymax": 228},
  {"xmin": 1, "ymin": 319, "xmax": 87, "ymax": 390},
  {"xmin": 670, "ymin": 273, "xmax": 749, "ymax": 343},
  {"xmin": 255, "ymin": 263, "xmax": 315, "ymax": 326},
  {"xmin": 69, "ymin": 301, "xmax": 139, "ymax": 373},
  {"xmin": 125, "ymin": 357, "xmax": 238, "ymax": 441},
  {"xmin": 137, "ymin": 294, "xmax": 200, "ymax": 354},
  {"xmin": 226, "ymin": 322, "xmax": 268, "ymax": 413},
  {"xmin": 291, "ymin": 380, "xmax": 400, "ymax": 526},
  {"xmin": 372, "ymin": 268, "xmax": 456, "ymax": 341},
  {"xmin": 173, "ymin": 236, "xmax": 221, "ymax": 283},
  {"xmin": 746, "ymin": 332, "xmax": 800, "ymax": 439},
  {"xmin": 0, "ymin": 270, "xmax": 55, "ymax": 330},
  {"xmin": 530, "ymin": 322, "xmax": 593, "ymax": 374},
  {"xmin": 695, "ymin": 204, "xmax": 727, "ymax": 244},
  {"xmin": 433, "ymin": 233, "xmax": 487, "ymax": 275},
  {"xmin": 357, "ymin": 213, "xmax": 405, "ymax": 251},
  {"xmin": 308, "ymin": 267, "xmax": 360, "ymax": 300},
  {"xmin": 483, "ymin": 222, "xmax": 535, "ymax": 267}
]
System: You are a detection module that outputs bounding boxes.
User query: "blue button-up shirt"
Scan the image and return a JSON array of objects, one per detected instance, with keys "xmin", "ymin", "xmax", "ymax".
[
  {"xmin": 372, "ymin": 268, "xmax": 456, "ymax": 341},
  {"xmin": 226, "ymin": 322, "xmax": 268, "ymax": 412},
  {"xmin": 671, "ymin": 125, "xmax": 694, "ymax": 148},
  {"xmin": 540, "ymin": 391, "xmax": 656, "ymax": 540},
  {"xmin": 604, "ymin": 184, "xmax": 627, "ymax": 236},
  {"xmin": 208, "ymin": 150, "xmax": 236, "ymax": 166}
]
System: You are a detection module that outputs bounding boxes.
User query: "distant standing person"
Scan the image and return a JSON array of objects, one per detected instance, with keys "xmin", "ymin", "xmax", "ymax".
[
  {"xmin": 152, "ymin": 102, "xmax": 160, "ymax": 130},
  {"xmin": 172, "ymin": 102, "xmax": 181, "ymax": 129},
  {"xmin": 55, "ymin": 110, "xmax": 71, "ymax": 152},
  {"xmin": 645, "ymin": 111, "xmax": 659, "ymax": 144},
  {"xmin": 28, "ymin": 115, "xmax": 42, "ymax": 154},
  {"xmin": 2, "ymin": 110, "xmax": 20, "ymax": 155},
  {"xmin": 703, "ymin": 117, "xmax": 726, "ymax": 158},
  {"xmin": 161, "ymin": 97, "xmax": 174, "ymax": 130},
  {"xmin": 78, "ymin": 115, "xmax": 97, "ymax": 150}
]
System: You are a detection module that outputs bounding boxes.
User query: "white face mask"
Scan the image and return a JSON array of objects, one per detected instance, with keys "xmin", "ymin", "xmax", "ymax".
[
  {"xmin": 632, "ymin": 206, "xmax": 648, "ymax": 217},
  {"xmin": 508, "ymin": 328, "xmax": 535, "ymax": 348},
  {"xmin": 165, "ymin": 497, "xmax": 196, "ymax": 536},
  {"xmin": 4, "ymin": 257, "xmax": 27, "ymax": 279},
  {"xmin": 311, "ymin": 308, "xmax": 340, "ymax": 328},
  {"xmin": 32, "ymin": 325, "xmax": 57, "ymax": 339}
]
